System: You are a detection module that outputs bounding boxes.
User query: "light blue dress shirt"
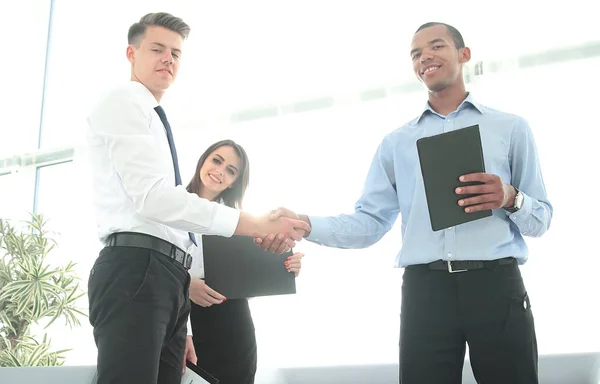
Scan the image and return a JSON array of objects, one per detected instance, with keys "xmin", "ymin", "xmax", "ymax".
[{"xmin": 306, "ymin": 94, "xmax": 553, "ymax": 267}]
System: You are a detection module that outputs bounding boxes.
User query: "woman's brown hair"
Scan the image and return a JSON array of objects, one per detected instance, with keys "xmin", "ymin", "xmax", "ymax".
[{"xmin": 185, "ymin": 140, "xmax": 250, "ymax": 209}]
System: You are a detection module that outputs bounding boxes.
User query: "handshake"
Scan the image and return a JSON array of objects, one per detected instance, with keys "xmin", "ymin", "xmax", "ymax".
[{"xmin": 251, "ymin": 207, "xmax": 310, "ymax": 254}]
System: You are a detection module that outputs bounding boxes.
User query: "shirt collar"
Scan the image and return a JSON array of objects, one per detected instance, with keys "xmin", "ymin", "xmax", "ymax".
[
  {"xmin": 415, "ymin": 92, "xmax": 483, "ymax": 123},
  {"xmin": 129, "ymin": 80, "xmax": 160, "ymax": 110}
]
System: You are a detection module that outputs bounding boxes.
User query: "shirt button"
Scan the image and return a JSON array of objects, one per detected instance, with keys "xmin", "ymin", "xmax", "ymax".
[
  {"xmin": 447, "ymin": 226, "xmax": 453, "ymax": 230},
  {"xmin": 447, "ymin": 253, "xmax": 453, "ymax": 258}
]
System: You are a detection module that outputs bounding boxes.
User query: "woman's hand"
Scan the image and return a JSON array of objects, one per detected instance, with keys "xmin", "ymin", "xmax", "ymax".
[
  {"xmin": 285, "ymin": 252, "xmax": 304, "ymax": 277},
  {"xmin": 189, "ymin": 278, "xmax": 226, "ymax": 307},
  {"xmin": 182, "ymin": 335, "xmax": 197, "ymax": 374}
]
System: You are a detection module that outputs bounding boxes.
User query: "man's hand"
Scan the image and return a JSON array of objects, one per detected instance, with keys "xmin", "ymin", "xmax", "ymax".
[
  {"xmin": 455, "ymin": 173, "xmax": 517, "ymax": 213},
  {"xmin": 254, "ymin": 233, "xmax": 294, "ymax": 254},
  {"xmin": 236, "ymin": 211, "xmax": 309, "ymax": 253},
  {"xmin": 254, "ymin": 207, "xmax": 310, "ymax": 252},
  {"xmin": 252, "ymin": 209, "xmax": 310, "ymax": 253},
  {"xmin": 189, "ymin": 279, "xmax": 226, "ymax": 307},
  {"xmin": 182, "ymin": 335, "xmax": 197, "ymax": 373},
  {"xmin": 258, "ymin": 211, "xmax": 310, "ymax": 241}
]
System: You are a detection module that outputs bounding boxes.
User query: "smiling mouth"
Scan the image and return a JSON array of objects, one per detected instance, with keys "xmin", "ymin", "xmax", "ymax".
[
  {"xmin": 422, "ymin": 66, "xmax": 440, "ymax": 75},
  {"xmin": 208, "ymin": 174, "xmax": 221, "ymax": 184}
]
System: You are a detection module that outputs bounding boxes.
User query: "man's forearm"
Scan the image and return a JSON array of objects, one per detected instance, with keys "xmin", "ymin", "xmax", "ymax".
[{"xmin": 234, "ymin": 212, "xmax": 261, "ymax": 238}]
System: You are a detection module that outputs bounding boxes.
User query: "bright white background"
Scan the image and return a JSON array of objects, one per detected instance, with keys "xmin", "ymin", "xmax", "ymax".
[{"xmin": 1, "ymin": 0, "xmax": 599, "ymax": 378}]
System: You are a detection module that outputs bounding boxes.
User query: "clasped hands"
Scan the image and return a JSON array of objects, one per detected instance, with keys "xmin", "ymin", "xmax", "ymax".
[{"xmin": 255, "ymin": 207, "xmax": 308, "ymax": 253}]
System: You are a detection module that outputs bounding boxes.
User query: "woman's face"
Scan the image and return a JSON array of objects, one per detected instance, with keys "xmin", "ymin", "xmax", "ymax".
[{"xmin": 198, "ymin": 145, "xmax": 242, "ymax": 199}]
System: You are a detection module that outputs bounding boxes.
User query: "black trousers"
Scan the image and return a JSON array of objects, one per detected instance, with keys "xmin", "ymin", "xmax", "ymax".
[
  {"xmin": 88, "ymin": 246, "xmax": 191, "ymax": 384},
  {"xmin": 190, "ymin": 298, "xmax": 257, "ymax": 384},
  {"xmin": 399, "ymin": 260, "xmax": 538, "ymax": 384}
]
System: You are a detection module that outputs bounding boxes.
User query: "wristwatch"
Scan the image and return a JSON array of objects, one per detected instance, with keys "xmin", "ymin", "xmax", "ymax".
[{"xmin": 505, "ymin": 187, "xmax": 524, "ymax": 213}]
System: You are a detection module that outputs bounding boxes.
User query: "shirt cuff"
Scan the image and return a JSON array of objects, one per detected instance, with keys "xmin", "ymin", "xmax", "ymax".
[
  {"xmin": 508, "ymin": 191, "xmax": 533, "ymax": 222},
  {"xmin": 305, "ymin": 216, "xmax": 330, "ymax": 243},
  {"xmin": 211, "ymin": 204, "xmax": 241, "ymax": 237}
]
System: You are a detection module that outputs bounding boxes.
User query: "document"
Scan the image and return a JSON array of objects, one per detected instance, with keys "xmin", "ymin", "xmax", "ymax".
[
  {"xmin": 416, "ymin": 124, "xmax": 492, "ymax": 231},
  {"xmin": 203, "ymin": 235, "xmax": 296, "ymax": 300}
]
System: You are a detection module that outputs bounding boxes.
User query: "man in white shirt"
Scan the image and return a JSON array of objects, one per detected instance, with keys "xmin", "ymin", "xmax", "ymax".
[{"xmin": 86, "ymin": 13, "xmax": 309, "ymax": 384}]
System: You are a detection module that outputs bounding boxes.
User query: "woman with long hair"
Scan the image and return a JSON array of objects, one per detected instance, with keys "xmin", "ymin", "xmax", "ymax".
[{"xmin": 186, "ymin": 139, "xmax": 303, "ymax": 383}]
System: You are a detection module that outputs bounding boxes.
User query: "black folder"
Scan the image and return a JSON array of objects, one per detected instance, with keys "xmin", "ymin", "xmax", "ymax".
[
  {"xmin": 416, "ymin": 125, "xmax": 492, "ymax": 231},
  {"xmin": 202, "ymin": 235, "xmax": 296, "ymax": 300},
  {"xmin": 184, "ymin": 360, "xmax": 219, "ymax": 383}
]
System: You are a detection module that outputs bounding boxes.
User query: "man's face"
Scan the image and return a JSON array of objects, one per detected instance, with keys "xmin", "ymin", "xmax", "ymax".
[
  {"xmin": 127, "ymin": 26, "xmax": 183, "ymax": 98},
  {"xmin": 410, "ymin": 25, "xmax": 470, "ymax": 93}
]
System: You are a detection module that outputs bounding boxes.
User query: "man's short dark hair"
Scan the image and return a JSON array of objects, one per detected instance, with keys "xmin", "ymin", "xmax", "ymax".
[
  {"xmin": 128, "ymin": 12, "xmax": 190, "ymax": 47},
  {"xmin": 415, "ymin": 22, "xmax": 465, "ymax": 49}
]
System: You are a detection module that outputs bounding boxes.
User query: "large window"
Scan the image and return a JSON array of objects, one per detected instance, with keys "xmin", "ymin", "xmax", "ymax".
[
  {"xmin": 0, "ymin": 171, "xmax": 36, "ymax": 220},
  {"xmin": 1, "ymin": 0, "xmax": 598, "ymax": 376},
  {"xmin": 0, "ymin": 0, "xmax": 51, "ymax": 156}
]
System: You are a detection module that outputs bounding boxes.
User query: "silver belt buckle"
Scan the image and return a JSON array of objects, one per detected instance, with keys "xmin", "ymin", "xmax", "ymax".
[
  {"xmin": 447, "ymin": 261, "xmax": 467, "ymax": 273},
  {"xmin": 184, "ymin": 253, "xmax": 193, "ymax": 269}
]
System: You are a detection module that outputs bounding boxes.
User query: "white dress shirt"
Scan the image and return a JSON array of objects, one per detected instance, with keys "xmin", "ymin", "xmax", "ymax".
[
  {"xmin": 188, "ymin": 235, "xmax": 206, "ymax": 280},
  {"xmin": 186, "ymin": 236, "xmax": 205, "ymax": 336},
  {"xmin": 86, "ymin": 81, "xmax": 240, "ymax": 251},
  {"xmin": 185, "ymin": 197, "xmax": 223, "ymax": 335}
]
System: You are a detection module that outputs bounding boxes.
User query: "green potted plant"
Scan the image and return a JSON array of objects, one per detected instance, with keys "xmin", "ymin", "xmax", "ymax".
[{"xmin": 0, "ymin": 213, "xmax": 86, "ymax": 366}]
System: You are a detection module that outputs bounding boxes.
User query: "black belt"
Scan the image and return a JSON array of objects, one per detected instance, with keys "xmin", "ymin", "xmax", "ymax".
[
  {"xmin": 106, "ymin": 232, "xmax": 193, "ymax": 270},
  {"xmin": 412, "ymin": 257, "xmax": 515, "ymax": 273}
]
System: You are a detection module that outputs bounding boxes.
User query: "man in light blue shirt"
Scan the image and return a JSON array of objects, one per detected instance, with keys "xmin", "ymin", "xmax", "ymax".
[{"xmin": 258, "ymin": 22, "xmax": 552, "ymax": 383}]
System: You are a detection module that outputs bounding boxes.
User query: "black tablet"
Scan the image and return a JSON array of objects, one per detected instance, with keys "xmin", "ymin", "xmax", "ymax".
[
  {"xmin": 203, "ymin": 235, "xmax": 296, "ymax": 300},
  {"xmin": 416, "ymin": 124, "xmax": 492, "ymax": 231}
]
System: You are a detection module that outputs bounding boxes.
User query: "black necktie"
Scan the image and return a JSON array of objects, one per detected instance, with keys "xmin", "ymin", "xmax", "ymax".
[{"xmin": 154, "ymin": 105, "xmax": 197, "ymax": 246}]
